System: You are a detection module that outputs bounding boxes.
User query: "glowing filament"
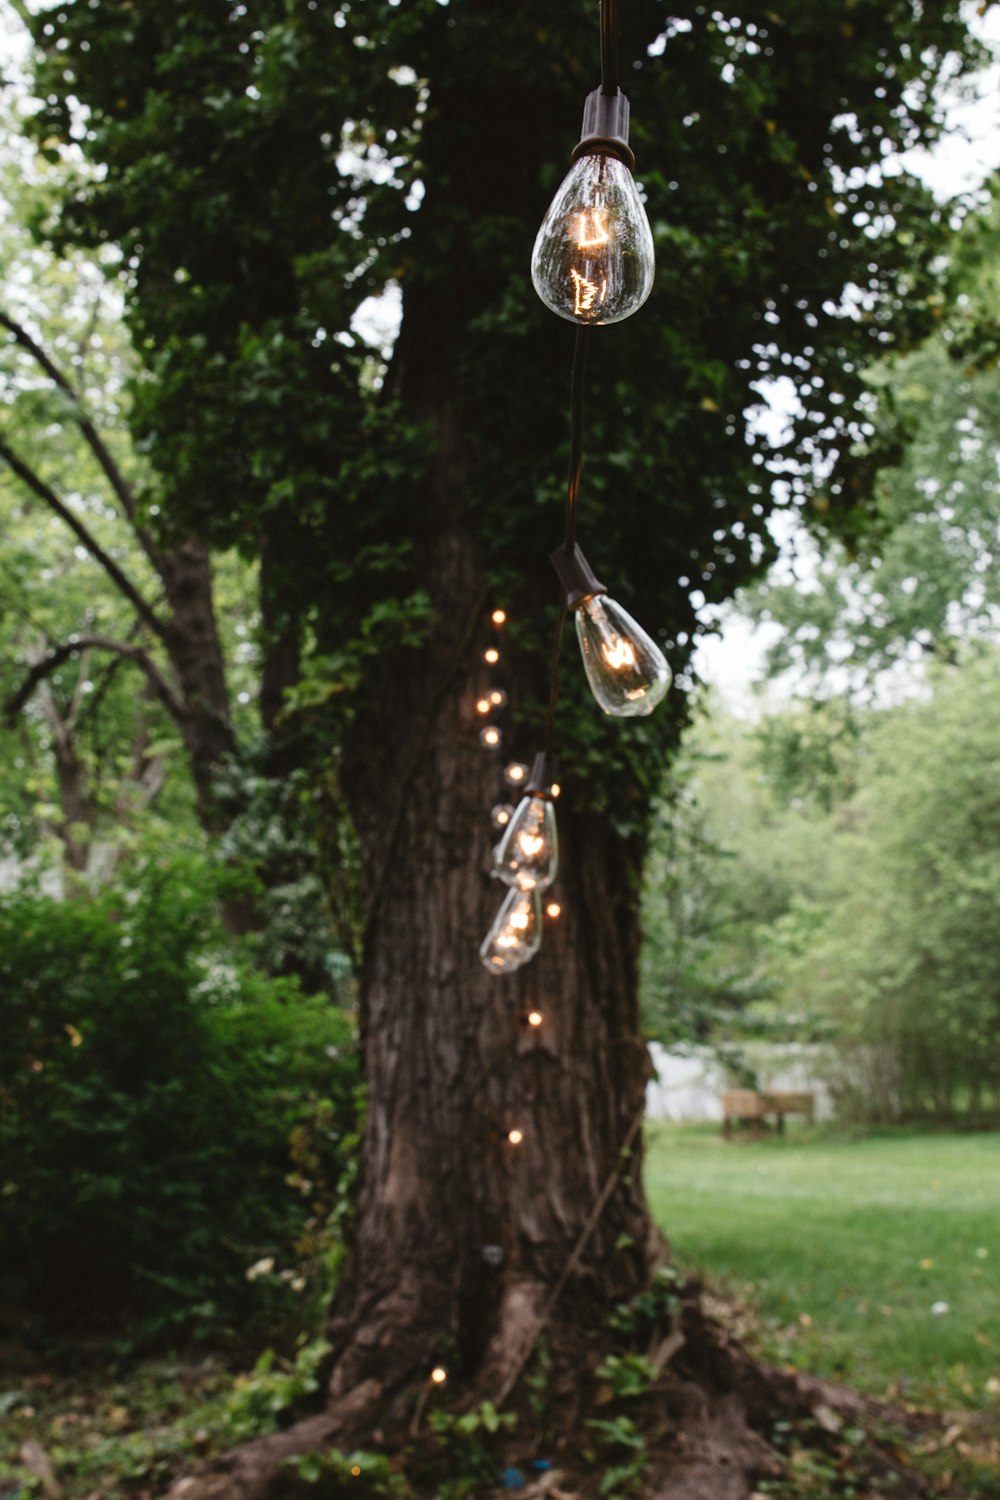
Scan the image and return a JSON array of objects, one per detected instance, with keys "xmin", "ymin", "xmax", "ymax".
[
  {"xmin": 576, "ymin": 209, "xmax": 611, "ymax": 248},
  {"xmin": 602, "ymin": 638, "xmax": 636, "ymax": 671},
  {"xmin": 518, "ymin": 832, "xmax": 544, "ymax": 858},
  {"xmin": 510, "ymin": 910, "xmax": 530, "ymax": 931},
  {"xmin": 570, "ymin": 267, "xmax": 606, "ymax": 316}
]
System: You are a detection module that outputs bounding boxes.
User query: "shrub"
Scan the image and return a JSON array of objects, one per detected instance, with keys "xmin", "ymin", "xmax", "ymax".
[{"xmin": 0, "ymin": 854, "xmax": 358, "ymax": 1348}]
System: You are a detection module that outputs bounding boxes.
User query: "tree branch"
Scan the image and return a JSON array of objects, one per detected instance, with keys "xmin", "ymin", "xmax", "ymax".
[
  {"xmin": 4, "ymin": 635, "xmax": 186, "ymax": 728},
  {"xmin": 0, "ymin": 432, "xmax": 168, "ymax": 641},
  {"xmin": 0, "ymin": 309, "xmax": 166, "ymax": 572}
]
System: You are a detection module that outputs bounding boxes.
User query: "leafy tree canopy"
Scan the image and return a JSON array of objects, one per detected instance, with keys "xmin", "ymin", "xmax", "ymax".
[{"xmin": 14, "ymin": 0, "xmax": 987, "ymax": 823}]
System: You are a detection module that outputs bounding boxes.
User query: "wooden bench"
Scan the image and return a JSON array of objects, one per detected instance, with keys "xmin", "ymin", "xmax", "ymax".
[{"xmin": 721, "ymin": 1089, "xmax": 815, "ymax": 1136}]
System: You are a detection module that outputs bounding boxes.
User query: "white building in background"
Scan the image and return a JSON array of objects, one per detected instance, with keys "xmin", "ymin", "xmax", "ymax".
[{"xmin": 645, "ymin": 1041, "xmax": 836, "ymax": 1122}]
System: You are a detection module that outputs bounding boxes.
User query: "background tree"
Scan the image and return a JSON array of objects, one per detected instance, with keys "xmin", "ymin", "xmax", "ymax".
[
  {"xmin": 5, "ymin": 0, "xmax": 987, "ymax": 1492},
  {"xmin": 746, "ymin": 181, "xmax": 1000, "ymax": 697}
]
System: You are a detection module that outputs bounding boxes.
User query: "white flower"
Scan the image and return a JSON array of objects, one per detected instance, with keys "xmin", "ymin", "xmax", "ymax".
[{"xmin": 930, "ymin": 1301, "xmax": 949, "ymax": 1316}]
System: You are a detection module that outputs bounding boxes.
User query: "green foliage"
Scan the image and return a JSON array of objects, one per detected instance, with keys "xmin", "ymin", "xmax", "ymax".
[
  {"xmin": 775, "ymin": 651, "xmax": 1000, "ymax": 1121},
  {"xmin": 608, "ymin": 1264, "xmax": 683, "ymax": 1337},
  {"xmin": 641, "ymin": 703, "xmax": 846, "ymax": 1046},
  {"xmin": 646, "ymin": 1124, "xmax": 1000, "ymax": 1412},
  {"xmin": 15, "ymin": 0, "xmax": 985, "ymax": 826},
  {"xmin": 292, "ymin": 1445, "xmax": 410, "ymax": 1495},
  {"xmin": 746, "ymin": 185, "xmax": 1000, "ymax": 698},
  {"xmin": 0, "ymin": 854, "xmax": 358, "ymax": 1345},
  {"xmin": 585, "ymin": 1414, "xmax": 648, "ymax": 1498},
  {"xmin": 422, "ymin": 1404, "xmax": 515, "ymax": 1488},
  {"xmin": 594, "ymin": 1352, "xmax": 657, "ymax": 1400},
  {"xmin": 224, "ymin": 1338, "xmax": 332, "ymax": 1444}
]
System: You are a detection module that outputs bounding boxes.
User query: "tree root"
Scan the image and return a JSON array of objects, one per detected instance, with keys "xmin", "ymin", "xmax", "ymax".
[{"xmin": 161, "ymin": 1282, "xmax": 945, "ymax": 1500}]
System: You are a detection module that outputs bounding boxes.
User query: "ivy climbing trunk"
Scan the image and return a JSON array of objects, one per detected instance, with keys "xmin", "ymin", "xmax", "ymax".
[{"xmin": 329, "ymin": 534, "xmax": 663, "ymax": 1409}]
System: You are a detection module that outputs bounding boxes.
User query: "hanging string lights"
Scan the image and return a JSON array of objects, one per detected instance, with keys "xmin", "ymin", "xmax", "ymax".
[{"xmin": 479, "ymin": 0, "xmax": 668, "ymax": 976}]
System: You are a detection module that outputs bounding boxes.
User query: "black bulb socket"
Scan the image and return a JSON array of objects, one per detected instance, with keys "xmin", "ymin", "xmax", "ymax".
[
  {"xmin": 525, "ymin": 751, "xmax": 559, "ymax": 798},
  {"xmin": 550, "ymin": 542, "xmax": 608, "ymax": 611},
  {"xmin": 570, "ymin": 86, "xmax": 635, "ymax": 172}
]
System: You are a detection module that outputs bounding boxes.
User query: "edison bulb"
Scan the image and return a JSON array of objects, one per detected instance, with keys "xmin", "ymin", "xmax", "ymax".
[
  {"xmin": 480, "ymin": 888, "xmax": 542, "ymax": 974},
  {"xmin": 531, "ymin": 152, "xmax": 654, "ymax": 326},
  {"xmin": 493, "ymin": 794, "xmax": 558, "ymax": 892},
  {"xmin": 575, "ymin": 594, "xmax": 671, "ymax": 717}
]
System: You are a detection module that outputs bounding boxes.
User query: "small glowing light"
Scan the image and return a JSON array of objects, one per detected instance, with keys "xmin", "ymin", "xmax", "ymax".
[
  {"xmin": 351, "ymin": 1466, "xmax": 362, "ymax": 1477},
  {"xmin": 491, "ymin": 609, "xmax": 507, "ymax": 626},
  {"xmin": 489, "ymin": 689, "xmax": 508, "ymax": 708},
  {"xmin": 476, "ymin": 697, "xmax": 491, "ymax": 715},
  {"xmin": 491, "ymin": 803, "xmax": 514, "ymax": 831},
  {"xmin": 480, "ymin": 726, "xmax": 502, "ymax": 748},
  {"xmin": 527, "ymin": 1011, "xmax": 543, "ymax": 1027},
  {"xmin": 510, "ymin": 910, "xmax": 530, "ymax": 931},
  {"xmin": 430, "ymin": 1366, "xmax": 448, "ymax": 1385},
  {"xmin": 505, "ymin": 762, "xmax": 528, "ymax": 785},
  {"xmin": 484, "ymin": 647, "xmax": 500, "ymax": 665},
  {"xmin": 550, "ymin": 783, "xmax": 561, "ymax": 798},
  {"xmin": 545, "ymin": 902, "xmax": 562, "ymax": 919},
  {"xmin": 507, "ymin": 1128, "xmax": 524, "ymax": 1145}
]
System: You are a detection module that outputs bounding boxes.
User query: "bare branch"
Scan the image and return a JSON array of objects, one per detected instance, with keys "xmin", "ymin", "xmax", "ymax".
[
  {"xmin": 4, "ymin": 635, "xmax": 186, "ymax": 728},
  {"xmin": 0, "ymin": 309, "xmax": 166, "ymax": 571},
  {"xmin": 0, "ymin": 431, "xmax": 168, "ymax": 640}
]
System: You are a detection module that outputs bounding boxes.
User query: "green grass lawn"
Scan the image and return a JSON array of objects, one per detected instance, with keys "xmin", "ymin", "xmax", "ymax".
[{"xmin": 645, "ymin": 1123, "xmax": 1000, "ymax": 1410}]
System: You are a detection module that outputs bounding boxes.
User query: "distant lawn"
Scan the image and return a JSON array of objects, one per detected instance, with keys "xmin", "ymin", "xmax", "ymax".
[{"xmin": 645, "ymin": 1124, "xmax": 1000, "ymax": 1410}]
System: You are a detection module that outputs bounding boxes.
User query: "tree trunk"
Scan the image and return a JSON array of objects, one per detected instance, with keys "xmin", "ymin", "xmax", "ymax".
[
  {"xmin": 327, "ymin": 533, "xmax": 662, "ymax": 1408},
  {"xmin": 159, "ymin": 535, "xmax": 238, "ymax": 829}
]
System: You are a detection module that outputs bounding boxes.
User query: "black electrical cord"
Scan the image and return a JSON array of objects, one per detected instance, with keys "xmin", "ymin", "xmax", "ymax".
[
  {"xmin": 542, "ymin": 0, "xmax": 614, "ymax": 759},
  {"xmin": 600, "ymin": 0, "xmax": 619, "ymax": 95}
]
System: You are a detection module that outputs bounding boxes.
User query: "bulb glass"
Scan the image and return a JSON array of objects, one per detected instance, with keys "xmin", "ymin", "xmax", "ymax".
[
  {"xmin": 575, "ymin": 594, "xmax": 671, "ymax": 717},
  {"xmin": 480, "ymin": 888, "xmax": 542, "ymax": 974},
  {"xmin": 493, "ymin": 793, "xmax": 558, "ymax": 892},
  {"xmin": 531, "ymin": 153, "xmax": 654, "ymax": 326}
]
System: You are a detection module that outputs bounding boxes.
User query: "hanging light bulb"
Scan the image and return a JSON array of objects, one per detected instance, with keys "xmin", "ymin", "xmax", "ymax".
[
  {"xmin": 531, "ymin": 89, "xmax": 654, "ymax": 326},
  {"xmin": 488, "ymin": 688, "xmax": 508, "ymax": 709},
  {"xmin": 491, "ymin": 609, "xmax": 507, "ymax": 626},
  {"xmin": 551, "ymin": 541, "xmax": 670, "ymax": 718},
  {"xmin": 484, "ymin": 647, "xmax": 500, "ymax": 665},
  {"xmin": 493, "ymin": 752, "xmax": 558, "ymax": 892},
  {"xmin": 476, "ymin": 696, "xmax": 492, "ymax": 716},
  {"xmin": 480, "ymin": 725, "xmax": 503, "ymax": 749},
  {"xmin": 480, "ymin": 888, "xmax": 542, "ymax": 974},
  {"xmin": 526, "ymin": 1010, "xmax": 543, "ymax": 1028},
  {"xmin": 504, "ymin": 761, "xmax": 529, "ymax": 788}
]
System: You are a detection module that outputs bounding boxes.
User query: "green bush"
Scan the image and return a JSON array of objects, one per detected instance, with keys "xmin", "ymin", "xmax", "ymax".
[{"xmin": 0, "ymin": 854, "xmax": 358, "ymax": 1347}]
